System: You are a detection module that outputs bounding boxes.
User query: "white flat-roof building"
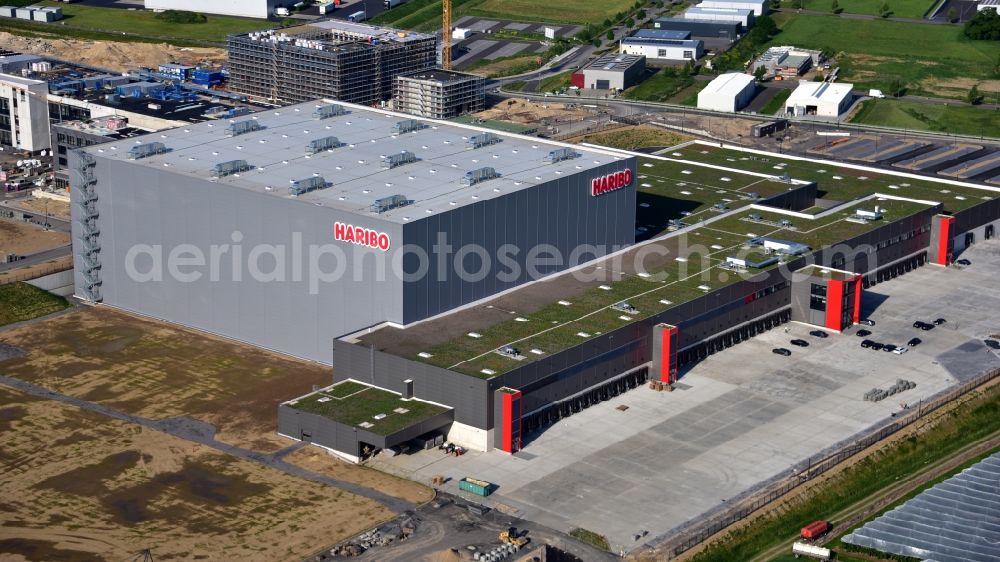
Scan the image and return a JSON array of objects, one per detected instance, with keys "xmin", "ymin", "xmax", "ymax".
[
  {"xmin": 145, "ymin": 0, "xmax": 278, "ymax": 18},
  {"xmin": 620, "ymin": 37, "xmax": 704, "ymax": 61},
  {"xmin": 978, "ymin": 0, "xmax": 1000, "ymax": 11},
  {"xmin": 697, "ymin": 72, "xmax": 757, "ymax": 112},
  {"xmin": 697, "ymin": 0, "xmax": 768, "ymax": 16},
  {"xmin": 0, "ymin": 73, "xmax": 50, "ymax": 152},
  {"xmin": 785, "ymin": 81, "xmax": 855, "ymax": 118},
  {"xmin": 683, "ymin": 6, "xmax": 755, "ymax": 28}
]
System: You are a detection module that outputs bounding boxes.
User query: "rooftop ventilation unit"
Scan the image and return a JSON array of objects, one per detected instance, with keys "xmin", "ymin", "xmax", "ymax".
[
  {"xmin": 306, "ymin": 135, "xmax": 342, "ymax": 155},
  {"xmin": 545, "ymin": 147, "xmax": 580, "ymax": 163},
  {"xmin": 462, "ymin": 166, "xmax": 500, "ymax": 185},
  {"xmin": 211, "ymin": 159, "xmax": 252, "ymax": 177},
  {"xmin": 126, "ymin": 141, "xmax": 168, "ymax": 160},
  {"xmin": 612, "ymin": 301, "xmax": 639, "ymax": 315},
  {"xmin": 289, "ymin": 176, "xmax": 328, "ymax": 196},
  {"xmin": 749, "ymin": 213, "xmax": 762, "ymax": 221},
  {"xmin": 468, "ymin": 132, "xmax": 501, "ymax": 149},
  {"xmin": 225, "ymin": 119, "xmax": 263, "ymax": 137},
  {"xmin": 499, "ymin": 346, "xmax": 521, "ymax": 357},
  {"xmin": 371, "ymin": 194, "xmax": 411, "ymax": 214},
  {"xmin": 383, "ymin": 150, "xmax": 418, "ymax": 169},
  {"xmin": 394, "ymin": 119, "xmax": 427, "ymax": 134},
  {"xmin": 312, "ymin": 104, "xmax": 347, "ymax": 119}
]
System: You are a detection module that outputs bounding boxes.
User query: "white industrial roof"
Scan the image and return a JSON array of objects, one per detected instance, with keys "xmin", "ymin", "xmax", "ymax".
[
  {"xmin": 685, "ymin": 6, "xmax": 754, "ymax": 15},
  {"xmin": 0, "ymin": 72, "xmax": 45, "ymax": 88},
  {"xmin": 699, "ymin": 72, "xmax": 755, "ymax": 97},
  {"xmin": 786, "ymin": 81, "xmax": 854, "ymax": 105},
  {"xmin": 90, "ymin": 100, "xmax": 626, "ymax": 224}
]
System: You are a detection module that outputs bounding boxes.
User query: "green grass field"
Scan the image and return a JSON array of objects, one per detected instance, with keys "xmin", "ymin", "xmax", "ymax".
[
  {"xmin": 374, "ymin": 0, "xmax": 637, "ymax": 29},
  {"xmin": 537, "ymin": 70, "xmax": 575, "ymax": 93},
  {"xmin": 769, "ymin": 14, "xmax": 1000, "ymax": 99},
  {"xmin": 760, "ymin": 89, "xmax": 792, "ymax": 115},
  {"xmin": 0, "ymin": 282, "xmax": 69, "ymax": 327},
  {"xmin": 31, "ymin": 0, "xmax": 269, "ymax": 42},
  {"xmin": 850, "ymin": 98, "xmax": 1000, "ymax": 138},
  {"xmin": 622, "ymin": 69, "xmax": 695, "ymax": 102},
  {"xmin": 792, "ymin": 0, "xmax": 937, "ymax": 18}
]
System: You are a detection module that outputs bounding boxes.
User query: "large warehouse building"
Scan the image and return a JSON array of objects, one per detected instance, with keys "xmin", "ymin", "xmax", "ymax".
[
  {"xmin": 145, "ymin": 0, "xmax": 278, "ymax": 18},
  {"xmin": 785, "ymin": 81, "xmax": 855, "ymax": 117},
  {"xmin": 620, "ymin": 35, "xmax": 704, "ymax": 61},
  {"xmin": 697, "ymin": 72, "xmax": 756, "ymax": 112},
  {"xmin": 70, "ymin": 101, "xmax": 637, "ymax": 366},
  {"xmin": 227, "ymin": 21, "xmax": 437, "ymax": 105}
]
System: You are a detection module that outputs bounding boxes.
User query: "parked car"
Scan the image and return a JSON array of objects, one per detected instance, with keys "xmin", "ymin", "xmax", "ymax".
[
  {"xmin": 870, "ymin": 342, "xmax": 884, "ymax": 351},
  {"xmin": 861, "ymin": 339, "xmax": 874, "ymax": 348},
  {"xmin": 809, "ymin": 330, "xmax": 828, "ymax": 338},
  {"xmin": 956, "ymin": 258, "xmax": 971, "ymax": 266},
  {"xmin": 860, "ymin": 319, "xmax": 875, "ymax": 326},
  {"xmin": 907, "ymin": 337, "xmax": 922, "ymax": 347},
  {"xmin": 892, "ymin": 347, "xmax": 908, "ymax": 355},
  {"xmin": 985, "ymin": 339, "xmax": 1000, "ymax": 350},
  {"xmin": 856, "ymin": 329, "xmax": 872, "ymax": 337},
  {"xmin": 772, "ymin": 347, "xmax": 792, "ymax": 356},
  {"xmin": 934, "ymin": 318, "xmax": 947, "ymax": 325},
  {"xmin": 883, "ymin": 344, "xmax": 897, "ymax": 353},
  {"xmin": 791, "ymin": 339, "xmax": 810, "ymax": 347},
  {"xmin": 914, "ymin": 321, "xmax": 934, "ymax": 331}
]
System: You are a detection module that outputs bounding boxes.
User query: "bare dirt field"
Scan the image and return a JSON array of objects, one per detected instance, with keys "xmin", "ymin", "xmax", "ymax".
[
  {"xmin": 0, "ymin": 306, "xmax": 331, "ymax": 453},
  {"xmin": 12, "ymin": 197, "xmax": 72, "ymax": 221},
  {"xmin": 569, "ymin": 124, "xmax": 689, "ymax": 150},
  {"xmin": 0, "ymin": 218, "xmax": 69, "ymax": 257},
  {"xmin": 0, "ymin": 306, "xmax": 432, "ymax": 505},
  {"xmin": 475, "ymin": 98, "xmax": 600, "ymax": 126},
  {"xmin": 0, "ymin": 31, "xmax": 225, "ymax": 72},
  {"xmin": 285, "ymin": 446, "xmax": 433, "ymax": 506},
  {"xmin": 0, "ymin": 385, "xmax": 393, "ymax": 562}
]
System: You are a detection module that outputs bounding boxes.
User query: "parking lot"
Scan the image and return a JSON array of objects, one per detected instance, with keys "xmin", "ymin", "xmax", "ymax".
[{"xmin": 368, "ymin": 240, "xmax": 1000, "ymax": 553}]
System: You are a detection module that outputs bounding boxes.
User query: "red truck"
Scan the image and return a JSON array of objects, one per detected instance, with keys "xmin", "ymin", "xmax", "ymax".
[{"xmin": 800, "ymin": 520, "xmax": 830, "ymax": 540}]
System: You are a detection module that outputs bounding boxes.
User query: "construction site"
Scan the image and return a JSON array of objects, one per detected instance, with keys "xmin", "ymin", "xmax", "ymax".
[{"xmin": 226, "ymin": 20, "xmax": 437, "ymax": 105}]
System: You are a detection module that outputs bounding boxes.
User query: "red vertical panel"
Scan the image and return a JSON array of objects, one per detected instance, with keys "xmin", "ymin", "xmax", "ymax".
[
  {"xmin": 500, "ymin": 391, "xmax": 523, "ymax": 453},
  {"xmin": 825, "ymin": 279, "xmax": 844, "ymax": 331},
  {"xmin": 571, "ymin": 73, "xmax": 585, "ymax": 88},
  {"xmin": 937, "ymin": 216, "xmax": 954, "ymax": 265},
  {"xmin": 659, "ymin": 325, "xmax": 678, "ymax": 383},
  {"xmin": 852, "ymin": 275, "xmax": 862, "ymax": 325}
]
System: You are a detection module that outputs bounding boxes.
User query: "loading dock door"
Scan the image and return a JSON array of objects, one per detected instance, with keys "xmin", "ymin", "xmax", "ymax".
[
  {"xmin": 986, "ymin": 225, "xmax": 995, "ymax": 240},
  {"xmin": 596, "ymin": 79, "xmax": 610, "ymax": 90}
]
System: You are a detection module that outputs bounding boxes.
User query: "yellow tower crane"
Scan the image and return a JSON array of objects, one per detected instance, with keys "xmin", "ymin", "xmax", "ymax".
[{"xmin": 442, "ymin": 0, "xmax": 452, "ymax": 69}]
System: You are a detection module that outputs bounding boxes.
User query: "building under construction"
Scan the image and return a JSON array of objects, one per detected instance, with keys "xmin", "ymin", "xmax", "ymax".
[
  {"xmin": 227, "ymin": 21, "xmax": 437, "ymax": 105},
  {"xmin": 394, "ymin": 69, "xmax": 485, "ymax": 119}
]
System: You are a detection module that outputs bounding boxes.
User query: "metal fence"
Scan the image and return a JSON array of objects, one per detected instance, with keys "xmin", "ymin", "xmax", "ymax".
[{"xmin": 652, "ymin": 366, "xmax": 1000, "ymax": 558}]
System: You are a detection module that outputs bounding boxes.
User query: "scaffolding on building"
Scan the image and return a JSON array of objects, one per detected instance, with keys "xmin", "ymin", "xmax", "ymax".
[{"xmin": 393, "ymin": 69, "xmax": 485, "ymax": 119}]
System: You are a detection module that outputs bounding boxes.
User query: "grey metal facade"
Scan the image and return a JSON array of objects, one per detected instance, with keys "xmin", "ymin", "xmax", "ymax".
[
  {"xmin": 70, "ymin": 148, "xmax": 635, "ymax": 365},
  {"xmin": 652, "ymin": 18, "xmax": 742, "ymax": 40}
]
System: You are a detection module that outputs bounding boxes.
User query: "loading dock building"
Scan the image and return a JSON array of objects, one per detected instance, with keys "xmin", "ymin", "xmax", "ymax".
[
  {"xmin": 785, "ymin": 81, "xmax": 855, "ymax": 117},
  {"xmin": 697, "ymin": 72, "xmax": 757, "ymax": 112},
  {"xmin": 574, "ymin": 53, "xmax": 646, "ymax": 90},
  {"xmin": 227, "ymin": 21, "xmax": 437, "ymax": 105},
  {"xmin": 652, "ymin": 17, "xmax": 743, "ymax": 41}
]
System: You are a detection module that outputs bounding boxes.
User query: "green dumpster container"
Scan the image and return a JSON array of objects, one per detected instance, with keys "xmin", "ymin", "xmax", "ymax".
[{"xmin": 458, "ymin": 477, "xmax": 493, "ymax": 497}]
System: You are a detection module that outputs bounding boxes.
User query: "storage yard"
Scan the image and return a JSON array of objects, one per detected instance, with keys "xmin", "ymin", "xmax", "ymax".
[{"xmin": 368, "ymin": 238, "xmax": 1000, "ymax": 553}]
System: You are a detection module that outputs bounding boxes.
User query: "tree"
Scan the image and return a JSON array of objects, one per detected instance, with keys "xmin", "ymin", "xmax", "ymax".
[
  {"xmin": 791, "ymin": 0, "xmax": 802, "ymax": 8},
  {"xmin": 603, "ymin": 18, "xmax": 612, "ymax": 28},
  {"xmin": 947, "ymin": 7, "xmax": 957, "ymax": 22},
  {"xmin": 753, "ymin": 65, "xmax": 767, "ymax": 81},
  {"xmin": 769, "ymin": 0, "xmax": 780, "ymax": 9},
  {"xmin": 964, "ymin": 9, "xmax": 1000, "ymax": 40},
  {"xmin": 879, "ymin": 2, "xmax": 892, "ymax": 17},
  {"xmin": 606, "ymin": 30, "xmax": 615, "ymax": 40},
  {"xmin": 625, "ymin": 17, "xmax": 635, "ymax": 28},
  {"xmin": 831, "ymin": 0, "xmax": 842, "ymax": 13},
  {"xmin": 968, "ymin": 84, "xmax": 983, "ymax": 105}
]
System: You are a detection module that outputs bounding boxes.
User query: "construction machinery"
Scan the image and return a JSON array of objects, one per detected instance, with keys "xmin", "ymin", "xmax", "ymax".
[
  {"xmin": 442, "ymin": 0, "xmax": 452, "ymax": 69},
  {"xmin": 499, "ymin": 527, "xmax": 530, "ymax": 547}
]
